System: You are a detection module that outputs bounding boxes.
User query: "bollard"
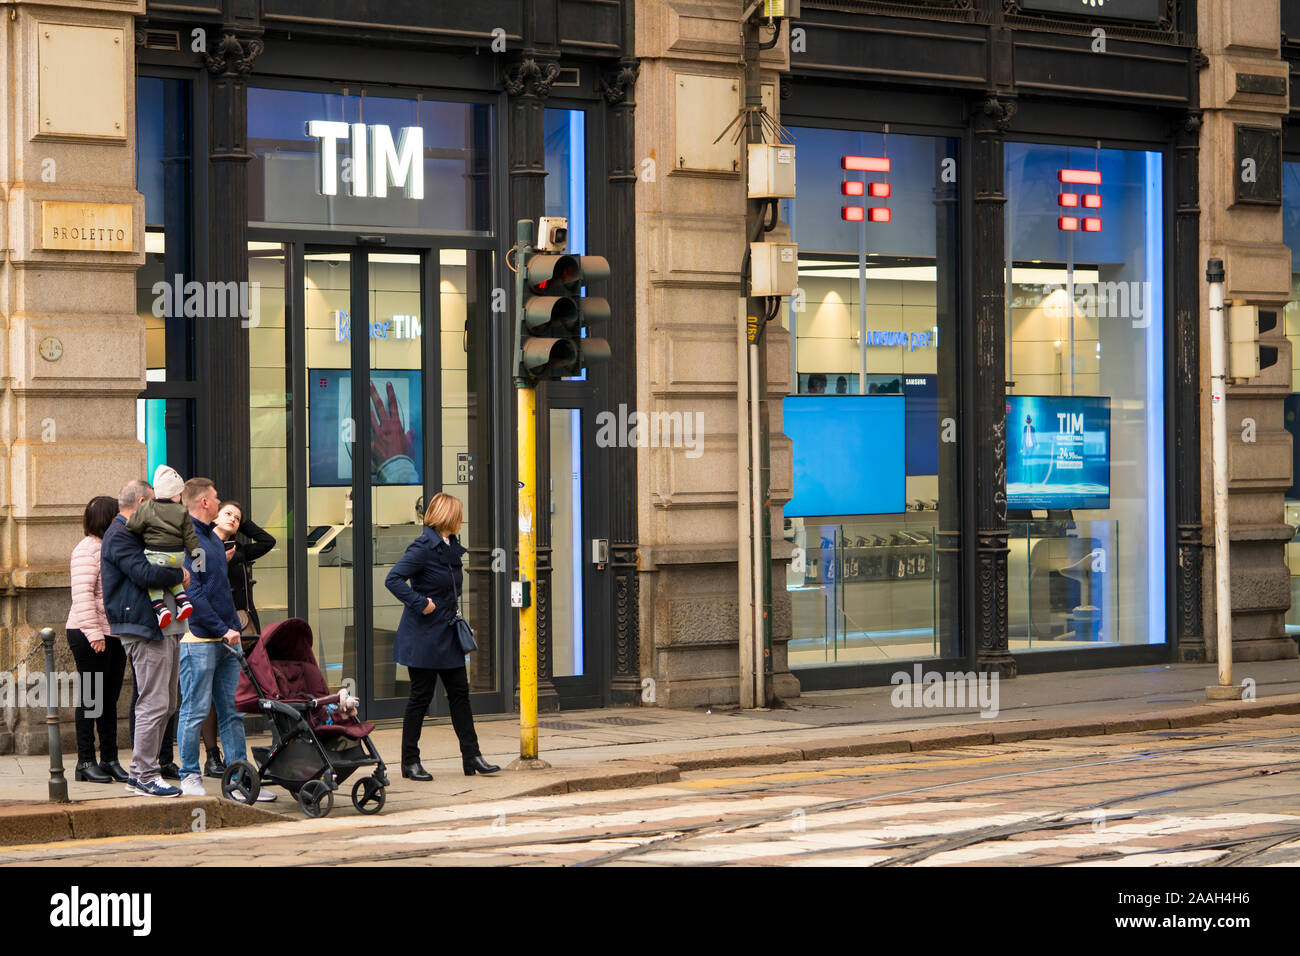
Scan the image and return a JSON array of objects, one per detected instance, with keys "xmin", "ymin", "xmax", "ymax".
[{"xmin": 42, "ymin": 627, "xmax": 69, "ymax": 803}]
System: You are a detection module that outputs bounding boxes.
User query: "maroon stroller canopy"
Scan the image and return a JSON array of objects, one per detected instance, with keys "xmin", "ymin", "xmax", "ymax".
[
  {"xmin": 236, "ymin": 618, "xmax": 374, "ymax": 738},
  {"xmin": 236, "ymin": 617, "xmax": 329, "ymax": 713}
]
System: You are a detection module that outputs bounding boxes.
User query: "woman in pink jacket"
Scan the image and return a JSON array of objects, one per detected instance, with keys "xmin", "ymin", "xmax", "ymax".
[{"xmin": 65, "ymin": 496, "xmax": 128, "ymax": 784}]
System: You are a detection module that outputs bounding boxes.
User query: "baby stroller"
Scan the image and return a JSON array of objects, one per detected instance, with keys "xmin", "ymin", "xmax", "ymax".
[{"xmin": 229, "ymin": 617, "xmax": 389, "ymax": 818}]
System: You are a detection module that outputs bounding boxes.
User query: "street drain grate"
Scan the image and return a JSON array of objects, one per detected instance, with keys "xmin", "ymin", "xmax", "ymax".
[
  {"xmin": 538, "ymin": 721, "xmax": 594, "ymax": 731},
  {"xmin": 585, "ymin": 716, "xmax": 658, "ymax": 727}
]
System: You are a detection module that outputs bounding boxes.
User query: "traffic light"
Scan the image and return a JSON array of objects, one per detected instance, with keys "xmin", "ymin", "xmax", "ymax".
[
  {"xmin": 518, "ymin": 251, "xmax": 611, "ymax": 381},
  {"xmin": 1227, "ymin": 305, "xmax": 1279, "ymax": 382}
]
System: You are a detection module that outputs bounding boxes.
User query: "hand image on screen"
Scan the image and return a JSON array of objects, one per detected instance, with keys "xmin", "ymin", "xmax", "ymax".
[{"xmin": 370, "ymin": 380, "xmax": 418, "ymax": 484}]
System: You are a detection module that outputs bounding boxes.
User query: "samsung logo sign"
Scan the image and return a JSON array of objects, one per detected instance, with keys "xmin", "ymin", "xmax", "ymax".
[
  {"xmin": 863, "ymin": 330, "xmax": 934, "ymax": 351},
  {"xmin": 307, "ymin": 121, "xmax": 424, "ymax": 199}
]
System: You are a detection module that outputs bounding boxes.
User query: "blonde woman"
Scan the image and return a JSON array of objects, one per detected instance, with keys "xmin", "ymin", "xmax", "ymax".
[{"xmin": 385, "ymin": 492, "xmax": 499, "ymax": 781}]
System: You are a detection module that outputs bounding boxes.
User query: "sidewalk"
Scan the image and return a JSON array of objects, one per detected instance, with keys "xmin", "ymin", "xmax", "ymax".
[{"xmin": 3, "ymin": 658, "xmax": 1300, "ymax": 839}]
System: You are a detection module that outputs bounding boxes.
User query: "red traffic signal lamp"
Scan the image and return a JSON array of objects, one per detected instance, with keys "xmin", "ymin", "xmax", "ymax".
[{"xmin": 519, "ymin": 253, "xmax": 611, "ymax": 381}]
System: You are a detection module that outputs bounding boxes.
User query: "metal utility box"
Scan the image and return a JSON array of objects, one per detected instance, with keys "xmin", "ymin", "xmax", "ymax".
[
  {"xmin": 748, "ymin": 144, "xmax": 796, "ymax": 198},
  {"xmin": 750, "ymin": 241, "xmax": 798, "ymax": 296},
  {"xmin": 1228, "ymin": 304, "xmax": 1260, "ymax": 380}
]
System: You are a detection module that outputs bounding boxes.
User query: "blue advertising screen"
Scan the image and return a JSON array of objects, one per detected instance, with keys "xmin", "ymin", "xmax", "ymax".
[
  {"xmin": 784, "ymin": 395, "xmax": 905, "ymax": 517},
  {"xmin": 903, "ymin": 374, "xmax": 938, "ymax": 476},
  {"xmin": 309, "ymin": 369, "xmax": 424, "ymax": 486},
  {"xmin": 1006, "ymin": 395, "xmax": 1110, "ymax": 510}
]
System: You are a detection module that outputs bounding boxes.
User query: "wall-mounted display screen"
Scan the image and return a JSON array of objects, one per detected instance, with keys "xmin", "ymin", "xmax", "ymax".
[
  {"xmin": 903, "ymin": 374, "xmax": 938, "ymax": 477},
  {"xmin": 1006, "ymin": 394, "xmax": 1110, "ymax": 510},
  {"xmin": 784, "ymin": 395, "xmax": 905, "ymax": 517},
  {"xmin": 309, "ymin": 368, "xmax": 423, "ymax": 487}
]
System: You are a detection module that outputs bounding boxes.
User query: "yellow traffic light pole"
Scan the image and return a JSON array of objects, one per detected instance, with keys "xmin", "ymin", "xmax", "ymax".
[
  {"xmin": 517, "ymin": 380, "xmax": 539, "ymax": 759},
  {"xmin": 511, "ymin": 219, "xmax": 547, "ymax": 767}
]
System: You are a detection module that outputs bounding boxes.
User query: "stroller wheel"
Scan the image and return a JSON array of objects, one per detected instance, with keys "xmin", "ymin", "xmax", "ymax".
[
  {"xmin": 351, "ymin": 776, "xmax": 386, "ymax": 815},
  {"xmin": 298, "ymin": 779, "xmax": 333, "ymax": 818},
  {"xmin": 221, "ymin": 760, "xmax": 261, "ymax": 805}
]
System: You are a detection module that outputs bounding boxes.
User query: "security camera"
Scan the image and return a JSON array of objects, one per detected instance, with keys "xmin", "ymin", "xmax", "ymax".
[{"xmin": 537, "ymin": 216, "xmax": 569, "ymax": 252}]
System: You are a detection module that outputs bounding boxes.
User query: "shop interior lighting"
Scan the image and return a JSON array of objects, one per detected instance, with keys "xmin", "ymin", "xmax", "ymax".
[
  {"xmin": 1082, "ymin": 218, "xmax": 1102, "ymax": 232},
  {"xmin": 1058, "ymin": 169, "xmax": 1102, "ymax": 185},
  {"xmin": 841, "ymin": 205, "xmax": 866, "ymax": 222},
  {"xmin": 867, "ymin": 182, "xmax": 891, "ymax": 198},
  {"xmin": 842, "ymin": 155, "xmax": 891, "ymax": 173},
  {"xmin": 1057, "ymin": 216, "xmax": 1079, "ymax": 231},
  {"xmin": 868, "ymin": 208, "xmax": 891, "ymax": 223},
  {"xmin": 1082, "ymin": 194, "xmax": 1102, "ymax": 209},
  {"xmin": 841, "ymin": 181, "xmax": 865, "ymax": 196},
  {"xmin": 1058, "ymin": 193, "xmax": 1079, "ymax": 207}
]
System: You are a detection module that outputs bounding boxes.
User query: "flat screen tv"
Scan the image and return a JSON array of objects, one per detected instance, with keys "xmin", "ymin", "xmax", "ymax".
[
  {"xmin": 1006, "ymin": 394, "xmax": 1110, "ymax": 510},
  {"xmin": 783, "ymin": 395, "xmax": 906, "ymax": 517},
  {"xmin": 309, "ymin": 368, "xmax": 424, "ymax": 487}
]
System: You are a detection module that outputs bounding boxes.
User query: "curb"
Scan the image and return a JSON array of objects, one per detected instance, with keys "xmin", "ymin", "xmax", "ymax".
[
  {"xmin": 499, "ymin": 693, "xmax": 1300, "ymax": 794},
  {"xmin": 0, "ymin": 796, "xmax": 281, "ymax": 847}
]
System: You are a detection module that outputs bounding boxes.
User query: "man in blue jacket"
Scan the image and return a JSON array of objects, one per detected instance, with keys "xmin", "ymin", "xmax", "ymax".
[
  {"xmin": 176, "ymin": 477, "xmax": 275, "ymax": 800},
  {"xmin": 102, "ymin": 478, "xmax": 188, "ymax": 797}
]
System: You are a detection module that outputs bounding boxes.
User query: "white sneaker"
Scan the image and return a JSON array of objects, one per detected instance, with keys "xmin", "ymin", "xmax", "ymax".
[
  {"xmin": 229, "ymin": 788, "xmax": 277, "ymax": 803},
  {"xmin": 180, "ymin": 774, "xmax": 205, "ymax": 797}
]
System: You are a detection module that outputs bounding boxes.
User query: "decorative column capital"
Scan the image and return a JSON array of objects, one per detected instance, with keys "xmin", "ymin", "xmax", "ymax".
[
  {"xmin": 598, "ymin": 59, "xmax": 640, "ymax": 105},
  {"xmin": 976, "ymin": 94, "xmax": 1017, "ymax": 134},
  {"xmin": 204, "ymin": 33, "xmax": 264, "ymax": 77},
  {"xmin": 505, "ymin": 55, "xmax": 561, "ymax": 98}
]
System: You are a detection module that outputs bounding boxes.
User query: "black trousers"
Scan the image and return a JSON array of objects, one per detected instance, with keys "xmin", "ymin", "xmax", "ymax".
[
  {"xmin": 128, "ymin": 665, "xmax": 177, "ymax": 765},
  {"xmin": 65, "ymin": 629, "xmax": 126, "ymax": 765},
  {"xmin": 402, "ymin": 665, "xmax": 480, "ymax": 765}
]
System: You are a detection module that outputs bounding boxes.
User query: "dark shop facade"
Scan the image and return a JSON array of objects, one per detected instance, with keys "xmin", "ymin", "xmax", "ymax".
[{"xmin": 132, "ymin": 0, "xmax": 641, "ymax": 719}]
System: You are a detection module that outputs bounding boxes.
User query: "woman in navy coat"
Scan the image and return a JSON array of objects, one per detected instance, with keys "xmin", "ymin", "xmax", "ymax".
[{"xmin": 384, "ymin": 492, "xmax": 500, "ymax": 781}]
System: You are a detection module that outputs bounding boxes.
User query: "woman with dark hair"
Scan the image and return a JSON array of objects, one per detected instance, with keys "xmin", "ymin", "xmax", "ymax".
[
  {"xmin": 212, "ymin": 501, "xmax": 276, "ymax": 640},
  {"xmin": 65, "ymin": 495, "xmax": 129, "ymax": 783},
  {"xmin": 198, "ymin": 499, "xmax": 275, "ymax": 778}
]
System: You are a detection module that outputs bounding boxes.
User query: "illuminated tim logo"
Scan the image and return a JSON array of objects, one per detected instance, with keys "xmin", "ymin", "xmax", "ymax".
[
  {"xmin": 841, "ymin": 155, "xmax": 891, "ymax": 223},
  {"xmin": 1057, "ymin": 168, "xmax": 1101, "ymax": 233},
  {"xmin": 1057, "ymin": 412, "xmax": 1085, "ymax": 435},
  {"xmin": 307, "ymin": 121, "xmax": 424, "ymax": 199}
]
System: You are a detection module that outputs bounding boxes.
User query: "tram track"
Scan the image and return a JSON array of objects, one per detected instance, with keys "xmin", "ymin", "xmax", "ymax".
[{"xmin": 7, "ymin": 729, "xmax": 1299, "ymax": 867}]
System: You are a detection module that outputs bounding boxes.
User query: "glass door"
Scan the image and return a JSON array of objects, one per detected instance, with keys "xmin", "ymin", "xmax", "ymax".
[
  {"xmin": 548, "ymin": 399, "xmax": 604, "ymax": 706},
  {"xmin": 290, "ymin": 243, "xmax": 502, "ymax": 719},
  {"xmin": 303, "ymin": 250, "xmax": 357, "ymax": 695},
  {"xmin": 366, "ymin": 253, "xmax": 427, "ymax": 708}
]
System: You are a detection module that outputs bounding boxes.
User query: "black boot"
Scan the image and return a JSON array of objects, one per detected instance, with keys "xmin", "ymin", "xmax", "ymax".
[
  {"xmin": 99, "ymin": 760, "xmax": 130, "ymax": 783},
  {"xmin": 401, "ymin": 761, "xmax": 432, "ymax": 782},
  {"xmin": 75, "ymin": 761, "xmax": 113, "ymax": 783},
  {"xmin": 463, "ymin": 755, "xmax": 500, "ymax": 776},
  {"xmin": 204, "ymin": 747, "xmax": 226, "ymax": 779}
]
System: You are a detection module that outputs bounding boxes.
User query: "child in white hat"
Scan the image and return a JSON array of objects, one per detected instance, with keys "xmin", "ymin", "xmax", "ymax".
[{"xmin": 126, "ymin": 464, "xmax": 200, "ymax": 627}]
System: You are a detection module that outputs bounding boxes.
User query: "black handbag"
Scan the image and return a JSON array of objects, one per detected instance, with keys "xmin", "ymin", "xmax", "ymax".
[{"xmin": 450, "ymin": 561, "xmax": 477, "ymax": 654}]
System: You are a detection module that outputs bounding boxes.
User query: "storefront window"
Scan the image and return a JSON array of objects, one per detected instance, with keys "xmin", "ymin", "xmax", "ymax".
[
  {"xmin": 782, "ymin": 128, "xmax": 962, "ymax": 667},
  {"xmin": 1280, "ymin": 161, "xmax": 1300, "ymax": 638},
  {"xmin": 1004, "ymin": 142, "xmax": 1166, "ymax": 649},
  {"xmin": 247, "ymin": 88, "xmax": 493, "ymax": 235},
  {"xmin": 136, "ymin": 76, "xmax": 196, "ymax": 476}
]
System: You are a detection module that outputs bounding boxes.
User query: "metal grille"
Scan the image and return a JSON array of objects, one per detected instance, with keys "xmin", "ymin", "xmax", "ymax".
[{"xmin": 538, "ymin": 721, "xmax": 594, "ymax": 731}]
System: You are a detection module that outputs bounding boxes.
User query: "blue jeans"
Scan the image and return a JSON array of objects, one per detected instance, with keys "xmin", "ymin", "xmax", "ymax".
[{"xmin": 179, "ymin": 641, "xmax": 246, "ymax": 779}]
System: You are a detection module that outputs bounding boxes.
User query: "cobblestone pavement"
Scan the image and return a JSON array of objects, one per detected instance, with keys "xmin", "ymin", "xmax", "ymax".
[{"xmin": 5, "ymin": 715, "xmax": 1300, "ymax": 866}]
